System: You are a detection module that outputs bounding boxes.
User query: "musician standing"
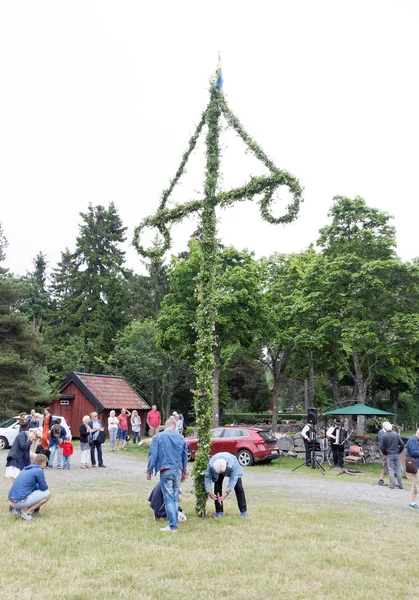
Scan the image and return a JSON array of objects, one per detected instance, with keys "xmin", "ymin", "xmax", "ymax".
[
  {"xmin": 301, "ymin": 422, "xmax": 312, "ymax": 465},
  {"xmin": 327, "ymin": 419, "xmax": 346, "ymax": 469}
]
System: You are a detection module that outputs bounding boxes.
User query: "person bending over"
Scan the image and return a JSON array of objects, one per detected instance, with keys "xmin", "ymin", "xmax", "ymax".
[
  {"xmin": 205, "ymin": 452, "xmax": 247, "ymax": 519},
  {"xmin": 8, "ymin": 454, "xmax": 51, "ymax": 520}
]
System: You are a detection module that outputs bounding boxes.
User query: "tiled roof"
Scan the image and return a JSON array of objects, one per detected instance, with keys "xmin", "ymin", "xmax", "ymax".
[{"xmin": 74, "ymin": 373, "xmax": 150, "ymax": 410}]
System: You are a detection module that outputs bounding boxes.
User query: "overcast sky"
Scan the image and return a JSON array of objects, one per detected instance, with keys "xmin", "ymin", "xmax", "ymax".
[{"xmin": 1, "ymin": 1, "xmax": 418, "ymax": 276}]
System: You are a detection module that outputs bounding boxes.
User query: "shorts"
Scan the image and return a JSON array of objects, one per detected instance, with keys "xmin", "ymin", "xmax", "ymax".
[
  {"xmin": 9, "ymin": 489, "xmax": 49, "ymax": 510},
  {"xmin": 117, "ymin": 428, "xmax": 127, "ymax": 440},
  {"xmin": 406, "ymin": 470, "xmax": 419, "ymax": 494}
]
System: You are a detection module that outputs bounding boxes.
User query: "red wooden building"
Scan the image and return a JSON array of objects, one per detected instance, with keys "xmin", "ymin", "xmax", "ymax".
[{"xmin": 48, "ymin": 372, "xmax": 151, "ymax": 437}]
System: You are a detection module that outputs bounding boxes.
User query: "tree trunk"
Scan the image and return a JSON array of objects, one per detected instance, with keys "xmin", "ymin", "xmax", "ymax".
[
  {"xmin": 353, "ymin": 349, "xmax": 367, "ymax": 433},
  {"xmin": 304, "ymin": 379, "xmax": 309, "ymax": 411},
  {"xmin": 291, "ymin": 378, "xmax": 297, "ymax": 413},
  {"xmin": 330, "ymin": 372, "xmax": 341, "ymax": 408},
  {"xmin": 390, "ymin": 388, "xmax": 399, "ymax": 424},
  {"xmin": 308, "ymin": 350, "xmax": 315, "ymax": 406},
  {"xmin": 270, "ymin": 374, "xmax": 280, "ymax": 433},
  {"xmin": 211, "ymin": 347, "xmax": 221, "ymax": 427}
]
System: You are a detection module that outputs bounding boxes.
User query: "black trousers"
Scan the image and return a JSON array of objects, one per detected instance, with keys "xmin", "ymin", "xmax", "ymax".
[
  {"xmin": 303, "ymin": 439, "xmax": 311, "ymax": 463},
  {"xmin": 331, "ymin": 444, "xmax": 344, "ymax": 468},
  {"xmin": 214, "ymin": 475, "xmax": 247, "ymax": 514}
]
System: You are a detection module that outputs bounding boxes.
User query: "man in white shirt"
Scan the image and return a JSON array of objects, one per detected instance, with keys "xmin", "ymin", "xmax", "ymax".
[
  {"xmin": 301, "ymin": 422, "xmax": 312, "ymax": 465},
  {"xmin": 327, "ymin": 419, "xmax": 346, "ymax": 469}
]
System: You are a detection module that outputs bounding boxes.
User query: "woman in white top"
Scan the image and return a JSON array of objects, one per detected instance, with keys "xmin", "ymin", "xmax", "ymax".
[
  {"xmin": 108, "ymin": 410, "xmax": 119, "ymax": 452},
  {"xmin": 130, "ymin": 410, "xmax": 142, "ymax": 445}
]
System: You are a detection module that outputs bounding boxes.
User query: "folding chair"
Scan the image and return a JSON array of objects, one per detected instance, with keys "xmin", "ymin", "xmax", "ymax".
[{"xmin": 344, "ymin": 445, "xmax": 366, "ymax": 466}]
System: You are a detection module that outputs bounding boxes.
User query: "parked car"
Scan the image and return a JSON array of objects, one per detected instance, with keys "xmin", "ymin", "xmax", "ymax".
[
  {"xmin": 0, "ymin": 415, "xmax": 72, "ymax": 450},
  {"xmin": 185, "ymin": 426, "xmax": 279, "ymax": 466}
]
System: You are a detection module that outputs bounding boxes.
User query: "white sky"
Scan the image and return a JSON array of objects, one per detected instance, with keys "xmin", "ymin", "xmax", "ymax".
[{"xmin": 1, "ymin": 1, "xmax": 418, "ymax": 276}]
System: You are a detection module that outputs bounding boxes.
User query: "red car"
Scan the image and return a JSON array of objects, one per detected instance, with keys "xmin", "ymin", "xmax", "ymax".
[{"xmin": 185, "ymin": 426, "xmax": 279, "ymax": 466}]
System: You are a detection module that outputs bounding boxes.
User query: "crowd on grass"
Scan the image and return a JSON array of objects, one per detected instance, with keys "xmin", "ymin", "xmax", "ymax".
[{"xmin": 4, "ymin": 407, "xmax": 419, "ymax": 524}]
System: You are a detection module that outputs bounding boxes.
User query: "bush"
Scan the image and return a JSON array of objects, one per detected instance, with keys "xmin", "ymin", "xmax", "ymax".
[{"xmin": 223, "ymin": 412, "xmax": 306, "ymax": 425}]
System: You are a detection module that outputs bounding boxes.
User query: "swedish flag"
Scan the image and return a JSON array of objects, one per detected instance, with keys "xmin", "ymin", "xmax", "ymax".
[{"xmin": 215, "ymin": 53, "xmax": 223, "ymax": 89}]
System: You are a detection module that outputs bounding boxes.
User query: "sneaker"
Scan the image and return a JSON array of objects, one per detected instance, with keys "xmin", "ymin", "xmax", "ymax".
[
  {"xmin": 398, "ymin": 486, "xmax": 404, "ymax": 490},
  {"xmin": 241, "ymin": 511, "xmax": 247, "ymax": 519},
  {"xmin": 408, "ymin": 503, "xmax": 419, "ymax": 510},
  {"xmin": 57, "ymin": 465, "xmax": 61, "ymax": 469},
  {"xmin": 98, "ymin": 464, "xmax": 106, "ymax": 468},
  {"xmin": 215, "ymin": 512, "xmax": 223, "ymax": 518},
  {"xmin": 159, "ymin": 525, "xmax": 177, "ymax": 532},
  {"xmin": 389, "ymin": 486, "xmax": 395, "ymax": 489},
  {"xmin": 20, "ymin": 512, "xmax": 33, "ymax": 520}
]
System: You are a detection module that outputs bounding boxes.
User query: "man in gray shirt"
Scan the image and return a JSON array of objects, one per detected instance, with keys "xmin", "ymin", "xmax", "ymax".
[{"xmin": 379, "ymin": 422, "xmax": 404, "ymax": 489}]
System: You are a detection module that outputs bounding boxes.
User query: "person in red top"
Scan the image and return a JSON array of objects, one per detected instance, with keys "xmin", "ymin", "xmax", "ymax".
[
  {"xmin": 147, "ymin": 405, "xmax": 161, "ymax": 438},
  {"xmin": 117, "ymin": 408, "xmax": 131, "ymax": 450},
  {"xmin": 60, "ymin": 437, "xmax": 74, "ymax": 469}
]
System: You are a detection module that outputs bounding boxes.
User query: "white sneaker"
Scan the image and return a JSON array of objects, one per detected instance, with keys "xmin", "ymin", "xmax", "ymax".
[{"xmin": 159, "ymin": 525, "xmax": 177, "ymax": 532}]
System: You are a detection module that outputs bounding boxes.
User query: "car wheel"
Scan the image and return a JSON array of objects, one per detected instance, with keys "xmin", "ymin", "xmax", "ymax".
[
  {"xmin": 0, "ymin": 436, "xmax": 8, "ymax": 450},
  {"xmin": 187, "ymin": 448, "xmax": 193, "ymax": 462},
  {"xmin": 237, "ymin": 449, "xmax": 254, "ymax": 467}
]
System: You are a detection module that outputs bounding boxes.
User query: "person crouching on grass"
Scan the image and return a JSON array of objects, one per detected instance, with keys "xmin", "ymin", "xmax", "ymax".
[
  {"xmin": 205, "ymin": 452, "xmax": 247, "ymax": 519},
  {"xmin": 8, "ymin": 454, "xmax": 51, "ymax": 520}
]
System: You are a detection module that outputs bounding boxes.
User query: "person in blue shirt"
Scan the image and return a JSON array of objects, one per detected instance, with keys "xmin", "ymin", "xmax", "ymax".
[
  {"xmin": 146, "ymin": 418, "xmax": 189, "ymax": 532},
  {"xmin": 8, "ymin": 454, "xmax": 51, "ymax": 520},
  {"xmin": 205, "ymin": 452, "xmax": 247, "ymax": 519},
  {"xmin": 406, "ymin": 429, "xmax": 419, "ymax": 510},
  {"xmin": 48, "ymin": 424, "xmax": 67, "ymax": 468}
]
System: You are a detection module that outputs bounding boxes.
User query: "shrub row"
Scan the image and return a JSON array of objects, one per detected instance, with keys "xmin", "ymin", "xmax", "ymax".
[{"xmin": 222, "ymin": 412, "xmax": 306, "ymax": 425}]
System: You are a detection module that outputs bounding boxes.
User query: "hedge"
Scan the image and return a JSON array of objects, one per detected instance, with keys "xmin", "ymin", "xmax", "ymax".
[{"xmin": 222, "ymin": 412, "xmax": 306, "ymax": 425}]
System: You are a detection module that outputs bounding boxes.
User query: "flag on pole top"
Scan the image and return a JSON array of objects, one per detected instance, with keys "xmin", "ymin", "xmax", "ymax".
[{"xmin": 215, "ymin": 53, "xmax": 223, "ymax": 89}]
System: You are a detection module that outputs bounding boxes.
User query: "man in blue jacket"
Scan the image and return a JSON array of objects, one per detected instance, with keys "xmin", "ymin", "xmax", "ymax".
[
  {"xmin": 406, "ymin": 429, "xmax": 419, "ymax": 510},
  {"xmin": 205, "ymin": 452, "xmax": 247, "ymax": 519},
  {"xmin": 146, "ymin": 418, "xmax": 189, "ymax": 532},
  {"xmin": 8, "ymin": 454, "xmax": 51, "ymax": 520}
]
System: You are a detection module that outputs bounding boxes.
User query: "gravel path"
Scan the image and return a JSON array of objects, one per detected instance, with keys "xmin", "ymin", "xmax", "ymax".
[{"xmin": 1, "ymin": 446, "xmax": 413, "ymax": 519}]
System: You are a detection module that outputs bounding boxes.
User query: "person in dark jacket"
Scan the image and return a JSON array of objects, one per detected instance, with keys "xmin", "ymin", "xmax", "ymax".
[
  {"xmin": 48, "ymin": 424, "xmax": 67, "ymax": 469},
  {"xmin": 379, "ymin": 422, "xmax": 404, "ymax": 489},
  {"xmin": 148, "ymin": 482, "xmax": 186, "ymax": 522},
  {"xmin": 8, "ymin": 454, "xmax": 51, "ymax": 520},
  {"xmin": 5, "ymin": 429, "xmax": 39, "ymax": 482},
  {"xmin": 406, "ymin": 430, "xmax": 419, "ymax": 510},
  {"xmin": 18, "ymin": 413, "xmax": 30, "ymax": 432}
]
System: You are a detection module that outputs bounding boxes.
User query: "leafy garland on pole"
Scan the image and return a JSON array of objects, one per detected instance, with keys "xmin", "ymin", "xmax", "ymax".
[{"xmin": 133, "ymin": 78, "xmax": 303, "ymax": 516}]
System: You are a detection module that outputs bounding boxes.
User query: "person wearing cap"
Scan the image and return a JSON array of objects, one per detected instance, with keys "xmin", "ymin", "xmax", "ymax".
[
  {"xmin": 326, "ymin": 419, "xmax": 346, "ymax": 469},
  {"xmin": 205, "ymin": 452, "xmax": 247, "ymax": 519}
]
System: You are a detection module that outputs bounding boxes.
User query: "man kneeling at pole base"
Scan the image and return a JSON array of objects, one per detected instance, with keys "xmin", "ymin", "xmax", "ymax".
[{"xmin": 205, "ymin": 452, "xmax": 247, "ymax": 519}]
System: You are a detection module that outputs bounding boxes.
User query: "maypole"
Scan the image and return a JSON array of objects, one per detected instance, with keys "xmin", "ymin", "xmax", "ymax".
[{"xmin": 133, "ymin": 56, "xmax": 303, "ymax": 515}]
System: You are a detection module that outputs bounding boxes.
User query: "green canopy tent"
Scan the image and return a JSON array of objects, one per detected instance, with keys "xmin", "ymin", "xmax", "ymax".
[{"xmin": 322, "ymin": 404, "xmax": 394, "ymax": 416}]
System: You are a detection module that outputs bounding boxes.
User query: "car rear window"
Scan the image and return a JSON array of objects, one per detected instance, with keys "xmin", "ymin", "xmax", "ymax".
[{"xmin": 257, "ymin": 431, "xmax": 277, "ymax": 443}]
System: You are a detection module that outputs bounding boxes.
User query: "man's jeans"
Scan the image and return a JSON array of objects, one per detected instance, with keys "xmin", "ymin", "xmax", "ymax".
[
  {"xmin": 48, "ymin": 444, "xmax": 63, "ymax": 467},
  {"xmin": 90, "ymin": 440, "xmax": 103, "ymax": 466},
  {"xmin": 387, "ymin": 454, "xmax": 403, "ymax": 488},
  {"xmin": 160, "ymin": 468, "xmax": 181, "ymax": 530}
]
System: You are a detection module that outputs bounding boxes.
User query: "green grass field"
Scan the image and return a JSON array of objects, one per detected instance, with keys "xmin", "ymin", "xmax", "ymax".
[{"xmin": 1, "ymin": 449, "xmax": 418, "ymax": 600}]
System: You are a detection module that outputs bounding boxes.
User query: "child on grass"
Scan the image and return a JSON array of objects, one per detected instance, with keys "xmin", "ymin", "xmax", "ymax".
[{"xmin": 60, "ymin": 437, "xmax": 74, "ymax": 469}]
